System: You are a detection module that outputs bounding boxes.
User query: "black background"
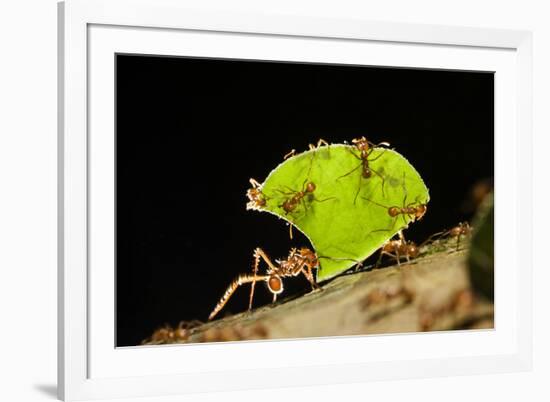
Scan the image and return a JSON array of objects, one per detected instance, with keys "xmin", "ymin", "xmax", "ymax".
[{"xmin": 116, "ymin": 54, "xmax": 493, "ymax": 347}]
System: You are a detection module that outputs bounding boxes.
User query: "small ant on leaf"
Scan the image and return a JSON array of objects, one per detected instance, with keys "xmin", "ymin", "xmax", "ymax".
[
  {"xmin": 276, "ymin": 180, "xmax": 336, "ymax": 216},
  {"xmin": 276, "ymin": 180, "xmax": 335, "ymax": 238},
  {"xmin": 208, "ymin": 247, "xmax": 321, "ymax": 321},
  {"xmin": 363, "ymin": 196, "xmax": 427, "ymax": 232},
  {"xmin": 363, "ymin": 173, "xmax": 427, "ymax": 232},
  {"xmin": 246, "ymin": 178, "xmax": 268, "ymax": 211},
  {"xmin": 338, "ymin": 137, "xmax": 390, "ymax": 204}
]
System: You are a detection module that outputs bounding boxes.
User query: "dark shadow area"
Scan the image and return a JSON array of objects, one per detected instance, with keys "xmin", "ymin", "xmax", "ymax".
[
  {"xmin": 116, "ymin": 54, "xmax": 493, "ymax": 346},
  {"xmin": 33, "ymin": 384, "xmax": 57, "ymax": 399}
]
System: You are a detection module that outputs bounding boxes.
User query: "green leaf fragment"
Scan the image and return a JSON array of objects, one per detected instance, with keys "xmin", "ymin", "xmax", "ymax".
[{"xmin": 251, "ymin": 143, "xmax": 430, "ymax": 281}]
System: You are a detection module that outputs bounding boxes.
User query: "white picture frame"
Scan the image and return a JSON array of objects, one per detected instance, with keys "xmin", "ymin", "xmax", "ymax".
[{"xmin": 58, "ymin": 0, "xmax": 533, "ymax": 400}]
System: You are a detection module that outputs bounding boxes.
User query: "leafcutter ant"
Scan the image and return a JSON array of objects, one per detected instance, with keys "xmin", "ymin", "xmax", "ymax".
[
  {"xmin": 277, "ymin": 180, "xmax": 336, "ymax": 216},
  {"xmin": 376, "ymin": 230, "xmax": 420, "ymax": 267},
  {"xmin": 276, "ymin": 180, "xmax": 336, "ymax": 238},
  {"xmin": 362, "ymin": 171, "xmax": 427, "ymax": 232},
  {"xmin": 374, "ymin": 229, "xmax": 446, "ymax": 268},
  {"xmin": 208, "ymin": 247, "xmax": 320, "ymax": 321},
  {"xmin": 246, "ymin": 178, "xmax": 268, "ymax": 211},
  {"xmin": 337, "ymin": 137, "xmax": 390, "ymax": 204},
  {"xmin": 141, "ymin": 321, "xmax": 202, "ymax": 345},
  {"xmin": 446, "ymin": 222, "xmax": 473, "ymax": 251},
  {"xmin": 363, "ymin": 196, "xmax": 427, "ymax": 232}
]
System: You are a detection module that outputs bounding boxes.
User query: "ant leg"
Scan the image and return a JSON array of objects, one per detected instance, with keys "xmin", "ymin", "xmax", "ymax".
[
  {"xmin": 249, "ymin": 249, "xmax": 262, "ymax": 311},
  {"xmin": 307, "ymin": 140, "xmax": 330, "ymax": 177},
  {"xmin": 375, "ymin": 249, "xmax": 385, "ymax": 268},
  {"xmin": 309, "ymin": 138, "xmax": 330, "ymax": 150},
  {"xmin": 370, "ymin": 167, "xmax": 387, "ymax": 198},
  {"xmin": 353, "ymin": 171, "xmax": 363, "ymax": 205},
  {"xmin": 284, "ymin": 149, "xmax": 296, "ymax": 159},
  {"xmin": 288, "ymin": 222, "xmax": 294, "ymax": 240},
  {"xmin": 249, "ymin": 248, "xmax": 280, "ymax": 310},
  {"xmin": 397, "ymin": 230, "xmax": 405, "ymax": 242},
  {"xmin": 395, "ymin": 246, "xmax": 401, "ymax": 266},
  {"xmin": 274, "ymin": 186, "xmax": 297, "ymax": 196},
  {"xmin": 301, "ymin": 266, "xmax": 320, "ymax": 290},
  {"xmin": 314, "ymin": 195, "xmax": 337, "ymax": 203},
  {"xmin": 456, "ymin": 233, "xmax": 462, "ymax": 251},
  {"xmin": 368, "ymin": 147, "xmax": 388, "ymax": 162},
  {"xmin": 272, "ymin": 293, "xmax": 278, "ymax": 303},
  {"xmin": 418, "ymin": 230, "xmax": 447, "ymax": 249},
  {"xmin": 337, "ymin": 162, "xmax": 362, "ymax": 180},
  {"xmin": 361, "ymin": 196, "xmax": 388, "ymax": 210},
  {"xmin": 381, "ymin": 250, "xmax": 398, "ymax": 266},
  {"xmin": 209, "ymin": 272, "xmax": 270, "ymax": 320},
  {"xmin": 301, "ymin": 197, "xmax": 310, "ymax": 214},
  {"xmin": 400, "ymin": 172, "xmax": 409, "ymax": 207}
]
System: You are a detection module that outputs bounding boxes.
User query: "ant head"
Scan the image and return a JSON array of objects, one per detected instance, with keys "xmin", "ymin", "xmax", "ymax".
[
  {"xmin": 299, "ymin": 247, "xmax": 319, "ymax": 266},
  {"xmin": 305, "ymin": 182, "xmax": 316, "ymax": 193},
  {"xmin": 407, "ymin": 243, "xmax": 419, "ymax": 258},
  {"xmin": 450, "ymin": 226, "xmax": 462, "ymax": 237},
  {"xmin": 415, "ymin": 204, "xmax": 427, "ymax": 220},
  {"xmin": 352, "ymin": 136, "xmax": 369, "ymax": 151},
  {"xmin": 267, "ymin": 275, "xmax": 284, "ymax": 294}
]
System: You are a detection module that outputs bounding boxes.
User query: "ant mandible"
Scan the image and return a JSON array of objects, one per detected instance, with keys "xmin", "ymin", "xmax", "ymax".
[
  {"xmin": 337, "ymin": 137, "xmax": 390, "ymax": 204},
  {"xmin": 208, "ymin": 247, "xmax": 320, "ymax": 321}
]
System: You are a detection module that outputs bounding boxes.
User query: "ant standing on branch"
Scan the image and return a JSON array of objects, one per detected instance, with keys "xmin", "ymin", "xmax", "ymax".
[{"xmin": 208, "ymin": 247, "xmax": 320, "ymax": 321}]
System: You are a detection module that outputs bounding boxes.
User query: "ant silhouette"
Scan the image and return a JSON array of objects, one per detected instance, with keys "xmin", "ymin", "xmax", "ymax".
[{"xmin": 337, "ymin": 137, "xmax": 390, "ymax": 204}]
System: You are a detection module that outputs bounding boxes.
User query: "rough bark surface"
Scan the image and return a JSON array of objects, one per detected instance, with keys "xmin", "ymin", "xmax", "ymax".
[{"xmin": 144, "ymin": 250, "xmax": 494, "ymax": 345}]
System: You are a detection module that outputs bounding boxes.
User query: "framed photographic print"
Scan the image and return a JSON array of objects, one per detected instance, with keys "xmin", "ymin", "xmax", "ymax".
[{"xmin": 58, "ymin": 0, "xmax": 533, "ymax": 400}]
